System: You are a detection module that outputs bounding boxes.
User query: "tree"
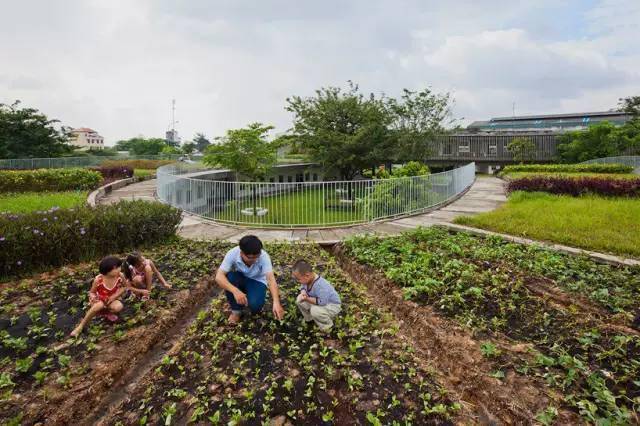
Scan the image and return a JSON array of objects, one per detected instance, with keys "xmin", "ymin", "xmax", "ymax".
[
  {"xmin": 385, "ymin": 88, "xmax": 455, "ymax": 163},
  {"xmin": 286, "ymin": 82, "xmax": 394, "ymax": 181},
  {"xmin": 507, "ymin": 137, "xmax": 536, "ymax": 164},
  {"xmin": 203, "ymin": 123, "xmax": 277, "ymax": 214},
  {"xmin": 161, "ymin": 145, "xmax": 181, "ymax": 155},
  {"xmin": 556, "ymin": 121, "xmax": 638, "ymax": 162},
  {"xmin": 114, "ymin": 137, "xmax": 168, "ymax": 155},
  {"xmin": 193, "ymin": 133, "xmax": 211, "ymax": 153},
  {"xmin": 619, "ymin": 95, "xmax": 640, "ymax": 117},
  {"xmin": 181, "ymin": 142, "xmax": 196, "ymax": 155},
  {"xmin": 0, "ymin": 101, "xmax": 72, "ymax": 158}
]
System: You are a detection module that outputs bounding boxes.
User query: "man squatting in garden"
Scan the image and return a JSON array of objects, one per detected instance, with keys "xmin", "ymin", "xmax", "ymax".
[
  {"xmin": 293, "ymin": 260, "xmax": 342, "ymax": 332},
  {"xmin": 215, "ymin": 235, "xmax": 285, "ymax": 324}
]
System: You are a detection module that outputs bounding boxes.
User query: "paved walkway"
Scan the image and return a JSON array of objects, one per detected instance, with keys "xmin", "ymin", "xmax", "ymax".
[{"xmin": 99, "ymin": 177, "xmax": 507, "ymax": 243}]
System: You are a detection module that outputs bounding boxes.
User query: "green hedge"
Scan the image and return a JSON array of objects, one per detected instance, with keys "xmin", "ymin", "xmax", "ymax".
[
  {"xmin": 0, "ymin": 200, "xmax": 182, "ymax": 277},
  {"xmin": 501, "ymin": 163, "xmax": 633, "ymax": 174},
  {"xmin": 0, "ymin": 168, "xmax": 102, "ymax": 193}
]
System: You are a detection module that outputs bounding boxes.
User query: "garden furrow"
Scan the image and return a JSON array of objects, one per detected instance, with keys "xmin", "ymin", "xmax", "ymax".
[
  {"xmin": 333, "ymin": 245, "xmax": 582, "ymax": 425},
  {"xmin": 0, "ymin": 239, "xmax": 227, "ymax": 425},
  {"xmin": 97, "ymin": 243, "xmax": 462, "ymax": 425},
  {"xmin": 343, "ymin": 228, "xmax": 640, "ymax": 424}
]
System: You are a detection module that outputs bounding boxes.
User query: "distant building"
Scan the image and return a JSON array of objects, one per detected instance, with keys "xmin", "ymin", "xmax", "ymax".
[
  {"xmin": 69, "ymin": 128, "xmax": 105, "ymax": 150},
  {"xmin": 467, "ymin": 111, "xmax": 632, "ymax": 133},
  {"xmin": 165, "ymin": 129, "xmax": 181, "ymax": 147}
]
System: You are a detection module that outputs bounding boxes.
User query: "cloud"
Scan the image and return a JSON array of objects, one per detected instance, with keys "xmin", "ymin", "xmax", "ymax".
[{"xmin": 0, "ymin": 0, "xmax": 638, "ymax": 145}]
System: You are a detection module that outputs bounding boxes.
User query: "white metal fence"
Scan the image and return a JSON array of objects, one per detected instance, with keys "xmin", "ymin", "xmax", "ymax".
[
  {"xmin": 157, "ymin": 162, "xmax": 476, "ymax": 228},
  {"xmin": 581, "ymin": 155, "xmax": 640, "ymax": 173},
  {"xmin": 0, "ymin": 155, "xmax": 182, "ymax": 170}
]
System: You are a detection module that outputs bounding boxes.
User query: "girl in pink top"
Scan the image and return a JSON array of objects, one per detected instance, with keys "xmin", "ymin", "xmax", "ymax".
[{"xmin": 123, "ymin": 252, "xmax": 171, "ymax": 300}]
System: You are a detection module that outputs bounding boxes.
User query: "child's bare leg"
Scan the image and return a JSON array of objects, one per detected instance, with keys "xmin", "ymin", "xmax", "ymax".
[
  {"xmin": 71, "ymin": 301, "xmax": 105, "ymax": 336},
  {"xmin": 108, "ymin": 300, "xmax": 123, "ymax": 313}
]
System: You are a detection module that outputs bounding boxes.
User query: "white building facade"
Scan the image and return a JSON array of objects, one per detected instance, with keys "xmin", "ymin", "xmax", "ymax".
[{"xmin": 69, "ymin": 128, "xmax": 105, "ymax": 150}]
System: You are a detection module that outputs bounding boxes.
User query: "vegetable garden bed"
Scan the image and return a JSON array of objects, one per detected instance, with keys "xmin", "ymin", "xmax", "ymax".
[
  {"xmin": 343, "ymin": 227, "xmax": 640, "ymax": 424},
  {"xmin": 98, "ymin": 243, "xmax": 460, "ymax": 425},
  {"xmin": 0, "ymin": 239, "xmax": 226, "ymax": 425}
]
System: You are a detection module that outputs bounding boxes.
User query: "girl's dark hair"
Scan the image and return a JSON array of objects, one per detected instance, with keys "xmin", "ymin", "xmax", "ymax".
[
  {"xmin": 122, "ymin": 252, "xmax": 143, "ymax": 280},
  {"xmin": 99, "ymin": 256, "xmax": 123, "ymax": 275}
]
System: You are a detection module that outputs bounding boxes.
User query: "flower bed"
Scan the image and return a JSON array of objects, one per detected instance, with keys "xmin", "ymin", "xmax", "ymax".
[
  {"xmin": 507, "ymin": 175, "xmax": 640, "ymax": 197},
  {"xmin": 0, "ymin": 200, "xmax": 182, "ymax": 277},
  {"xmin": 344, "ymin": 227, "xmax": 640, "ymax": 424},
  {"xmin": 0, "ymin": 168, "xmax": 102, "ymax": 193},
  {"xmin": 502, "ymin": 163, "xmax": 634, "ymax": 174}
]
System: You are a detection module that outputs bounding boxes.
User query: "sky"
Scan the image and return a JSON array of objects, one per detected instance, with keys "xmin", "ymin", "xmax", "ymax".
[{"xmin": 1, "ymin": 0, "xmax": 639, "ymax": 146}]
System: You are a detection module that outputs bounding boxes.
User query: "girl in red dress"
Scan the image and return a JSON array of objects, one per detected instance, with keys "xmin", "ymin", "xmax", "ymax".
[{"xmin": 70, "ymin": 256, "xmax": 126, "ymax": 337}]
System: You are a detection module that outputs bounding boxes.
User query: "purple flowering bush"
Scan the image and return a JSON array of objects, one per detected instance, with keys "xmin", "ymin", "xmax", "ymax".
[
  {"xmin": 507, "ymin": 175, "xmax": 640, "ymax": 197},
  {"xmin": 0, "ymin": 168, "xmax": 102, "ymax": 193},
  {"xmin": 0, "ymin": 200, "xmax": 182, "ymax": 277}
]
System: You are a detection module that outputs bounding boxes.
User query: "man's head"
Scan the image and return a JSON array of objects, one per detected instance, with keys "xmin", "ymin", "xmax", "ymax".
[
  {"xmin": 239, "ymin": 235, "xmax": 263, "ymax": 265},
  {"xmin": 292, "ymin": 259, "xmax": 315, "ymax": 285}
]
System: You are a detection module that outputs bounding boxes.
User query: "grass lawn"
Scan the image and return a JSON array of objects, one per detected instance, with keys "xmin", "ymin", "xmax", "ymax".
[
  {"xmin": 454, "ymin": 191, "xmax": 640, "ymax": 258},
  {"xmin": 209, "ymin": 185, "xmax": 448, "ymax": 226},
  {"xmin": 133, "ymin": 168, "xmax": 155, "ymax": 178},
  {"xmin": 212, "ymin": 187, "xmax": 366, "ymax": 225},
  {"xmin": 500, "ymin": 172, "xmax": 639, "ymax": 180},
  {"xmin": 0, "ymin": 191, "xmax": 87, "ymax": 213}
]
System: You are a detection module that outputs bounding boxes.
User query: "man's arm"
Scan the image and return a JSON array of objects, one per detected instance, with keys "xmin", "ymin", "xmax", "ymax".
[
  {"xmin": 266, "ymin": 271, "xmax": 284, "ymax": 320},
  {"xmin": 215, "ymin": 268, "xmax": 248, "ymax": 306}
]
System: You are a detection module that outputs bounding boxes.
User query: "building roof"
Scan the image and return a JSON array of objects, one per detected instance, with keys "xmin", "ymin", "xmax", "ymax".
[
  {"xmin": 72, "ymin": 127, "xmax": 97, "ymax": 133},
  {"xmin": 491, "ymin": 111, "xmax": 627, "ymax": 122},
  {"xmin": 467, "ymin": 110, "xmax": 632, "ymax": 132}
]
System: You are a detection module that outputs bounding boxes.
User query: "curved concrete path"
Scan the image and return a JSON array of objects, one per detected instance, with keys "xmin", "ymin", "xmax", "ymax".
[{"xmin": 99, "ymin": 176, "xmax": 507, "ymax": 243}]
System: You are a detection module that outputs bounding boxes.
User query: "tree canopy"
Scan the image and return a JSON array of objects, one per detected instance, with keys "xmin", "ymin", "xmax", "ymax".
[
  {"xmin": 507, "ymin": 137, "xmax": 536, "ymax": 164},
  {"xmin": 193, "ymin": 133, "xmax": 211, "ymax": 153},
  {"xmin": 114, "ymin": 137, "xmax": 170, "ymax": 155},
  {"xmin": 0, "ymin": 101, "xmax": 72, "ymax": 159},
  {"xmin": 285, "ymin": 83, "xmax": 453, "ymax": 179},
  {"xmin": 203, "ymin": 123, "xmax": 277, "ymax": 181},
  {"xmin": 556, "ymin": 121, "xmax": 640, "ymax": 163},
  {"xmin": 286, "ymin": 83, "xmax": 395, "ymax": 180},
  {"xmin": 385, "ymin": 88, "xmax": 454, "ymax": 163}
]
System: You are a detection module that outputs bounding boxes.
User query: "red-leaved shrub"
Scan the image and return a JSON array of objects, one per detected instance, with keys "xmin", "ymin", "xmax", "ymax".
[{"xmin": 508, "ymin": 175, "xmax": 640, "ymax": 197}]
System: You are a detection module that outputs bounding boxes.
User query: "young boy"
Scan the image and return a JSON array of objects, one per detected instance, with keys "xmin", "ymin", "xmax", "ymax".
[
  {"xmin": 293, "ymin": 259, "xmax": 341, "ymax": 332},
  {"xmin": 215, "ymin": 235, "xmax": 285, "ymax": 324}
]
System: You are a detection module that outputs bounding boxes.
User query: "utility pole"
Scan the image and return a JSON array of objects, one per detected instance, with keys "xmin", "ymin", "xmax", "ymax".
[{"xmin": 512, "ymin": 101, "xmax": 516, "ymax": 118}]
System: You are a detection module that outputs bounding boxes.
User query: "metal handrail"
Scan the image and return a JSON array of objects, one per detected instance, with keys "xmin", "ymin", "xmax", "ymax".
[{"xmin": 156, "ymin": 162, "xmax": 476, "ymax": 228}]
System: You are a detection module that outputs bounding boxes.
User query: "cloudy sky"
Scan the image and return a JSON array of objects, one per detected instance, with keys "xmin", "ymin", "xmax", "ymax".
[{"xmin": 1, "ymin": 0, "xmax": 639, "ymax": 145}]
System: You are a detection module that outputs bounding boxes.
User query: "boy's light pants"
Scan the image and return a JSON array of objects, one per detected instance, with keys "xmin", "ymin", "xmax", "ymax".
[{"xmin": 296, "ymin": 300, "xmax": 341, "ymax": 331}]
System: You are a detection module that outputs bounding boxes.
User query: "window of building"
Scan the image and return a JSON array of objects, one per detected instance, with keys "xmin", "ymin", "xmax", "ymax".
[
  {"xmin": 287, "ymin": 176, "xmax": 293, "ymax": 183},
  {"xmin": 313, "ymin": 173, "xmax": 318, "ymax": 181},
  {"xmin": 269, "ymin": 177, "xmax": 275, "ymax": 183},
  {"xmin": 488, "ymin": 141, "xmax": 497, "ymax": 156},
  {"xmin": 304, "ymin": 172, "xmax": 310, "ymax": 181},
  {"xmin": 295, "ymin": 173, "xmax": 303, "ymax": 182},
  {"xmin": 278, "ymin": 175, "xmax": 284, "ymax": 183}
]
